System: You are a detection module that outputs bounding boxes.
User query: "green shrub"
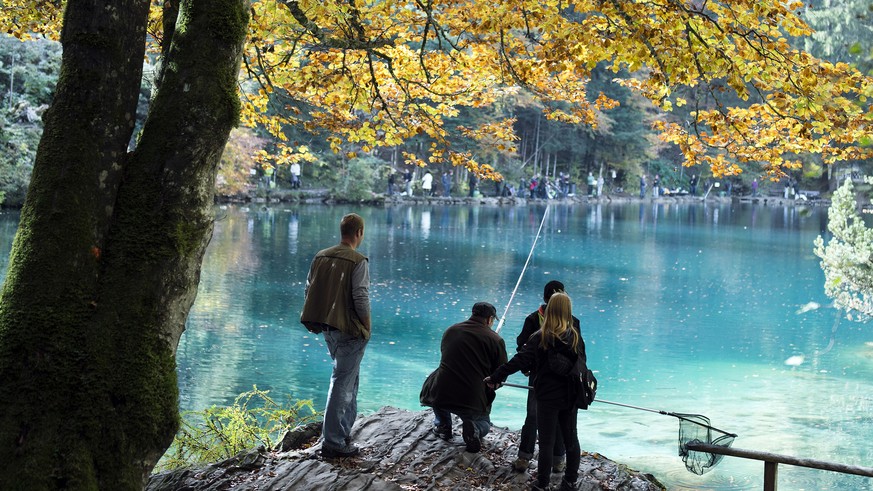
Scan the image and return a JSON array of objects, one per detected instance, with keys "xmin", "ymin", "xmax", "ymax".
[
  {"xmin": 327, "ymin": 155, "xmax": 381, "ymax": 201},
  {"xmin": 155, "ymin": 386, "xmax": 319, "ymax": 471}
]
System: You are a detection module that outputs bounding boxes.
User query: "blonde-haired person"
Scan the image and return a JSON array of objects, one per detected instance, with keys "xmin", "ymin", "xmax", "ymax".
[{"xmin": 486, "ymin": 292, "xmax": 587, "ymax": 491}]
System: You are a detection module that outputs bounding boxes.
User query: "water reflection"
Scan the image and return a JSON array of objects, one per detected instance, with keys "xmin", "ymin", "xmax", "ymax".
[{"xmin": 168, "ymin": 203, "xmax": 871, "ymax": 490}]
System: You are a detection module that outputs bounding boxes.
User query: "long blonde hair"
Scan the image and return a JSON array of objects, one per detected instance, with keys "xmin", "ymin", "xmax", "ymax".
[{"xmin": 539, "ymin": 292, "xmax": 579, "ymax": 351}]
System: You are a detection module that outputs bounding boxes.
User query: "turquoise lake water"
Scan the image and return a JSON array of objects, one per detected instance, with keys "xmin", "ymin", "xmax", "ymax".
[{"xmin": 2, "ymin": 202, "xmax": 872, "ymax": 490}]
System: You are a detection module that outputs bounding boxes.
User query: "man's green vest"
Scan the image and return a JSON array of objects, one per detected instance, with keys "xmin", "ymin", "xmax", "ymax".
[{"xmin": 301, "ymin": 244, "xmax": 369, "ymax": 339}]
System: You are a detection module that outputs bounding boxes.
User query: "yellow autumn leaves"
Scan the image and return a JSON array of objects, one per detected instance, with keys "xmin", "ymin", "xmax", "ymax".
[{"xmin": 2, "ymin": 0, "xmax": 871, "ymax": 178}]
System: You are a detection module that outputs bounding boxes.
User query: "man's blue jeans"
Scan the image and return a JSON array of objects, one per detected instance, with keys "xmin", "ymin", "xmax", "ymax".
[
  {"xmin": 322, "ymin": 329, "xmax": 368, "ymax": 450},
  {"xmin": 432, "ymin": 407, "xmax": 491, "ymax": 439}
]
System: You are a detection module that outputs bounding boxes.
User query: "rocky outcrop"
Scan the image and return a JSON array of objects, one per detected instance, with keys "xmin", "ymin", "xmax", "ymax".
[{"xmin": 147, "ymin": 406, "xmax": 664, "ymax": 491}]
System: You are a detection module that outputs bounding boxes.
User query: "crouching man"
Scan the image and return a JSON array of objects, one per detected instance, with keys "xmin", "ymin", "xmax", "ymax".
[{"xmin": 420, "ymin": 302, "xmax": 507, "ymax": 452}]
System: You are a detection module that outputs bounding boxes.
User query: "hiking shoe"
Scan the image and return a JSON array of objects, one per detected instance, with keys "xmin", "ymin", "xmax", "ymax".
[
  {"xmin": 558, "ymin": 478, "xmax": 577, "ymax": 491},
  {"xmin": 322, "ymin": 443, "xmax": 360, "ymax": 459},
  {"xmin": 432, "ymin": 424, "xmax": 452, "ymax": 441},
  {"xmin": 461, "ymin": 420, "xmax": 481, "ymax": 453},
  {"xmin": 511, "ymin": 457, "xmax": 530, "ymax": 472},
  {"xmin": 552, "ymin": 456, "xmax": 566, "ymax": 473}
]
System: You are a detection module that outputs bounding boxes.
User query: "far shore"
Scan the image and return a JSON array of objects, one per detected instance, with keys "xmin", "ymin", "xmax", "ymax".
[{"xmin": 218, "ymin": 188, "xmax": 832, "ymax": 208}]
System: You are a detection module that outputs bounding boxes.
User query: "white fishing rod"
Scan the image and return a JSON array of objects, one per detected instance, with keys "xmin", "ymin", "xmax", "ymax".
[{"xmin": 495, "ymin": 204, "xmax": 551, "ymax": 334}]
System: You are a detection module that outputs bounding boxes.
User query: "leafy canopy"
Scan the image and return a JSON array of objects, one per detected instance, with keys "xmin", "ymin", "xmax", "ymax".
[{"xmin": 3, "ymin": 0, "xmax": 871, "ymax": 179}]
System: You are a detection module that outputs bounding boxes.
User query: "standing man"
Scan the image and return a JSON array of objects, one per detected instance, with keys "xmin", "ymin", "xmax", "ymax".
[
  {"xmin": 639, "ymin": 174, "xmax": 647, "ymax": 199},
  {"xmin": 301, "ymin": 213, "xmax": 371, "ymax": 458},
  {"xmin": 290, "ymin": 161, "xmax": 301, "ymax": 189},
  {"xmin": 420, "ymin": 302, "xmax": 507, "ymax": 453},
  {"xmin": 510, "ymin": 281, "xmax": 581, "ymax": 473},
  {"xmin": 404, "ymin": 168, "xmax": 413, "ymax": 196},
  {"xmin": 468, "ymin": 172, "xmax": 479, "ymax": 197},
  {"xmin": 442, "ymin": 171, "xmax": 452, "ymax": 197},
  {"xmin": 422, "ymin": 170, "xmax": 434, "ymax": 196},
  {"xmin": 387, "ymin": 171, "xmax": 396, "ymax": 196}
]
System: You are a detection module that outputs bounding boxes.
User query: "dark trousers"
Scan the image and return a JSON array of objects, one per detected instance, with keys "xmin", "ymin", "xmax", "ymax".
[
  {"xmin": 518, "ymin": 385, "xmax": 565, "ymax": 460},
  {"xmin": 432, "ymin": 407, "xmax": 491, "ymax": 439},
  {"xmin": 535, "ymin": 402, "xmax": 580, "ymax": 487}
]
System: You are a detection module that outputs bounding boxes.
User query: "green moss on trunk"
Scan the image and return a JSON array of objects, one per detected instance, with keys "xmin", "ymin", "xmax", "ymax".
[{"xmin": 0, "ymin": 0, "xmax": 250, "ymax": 489}]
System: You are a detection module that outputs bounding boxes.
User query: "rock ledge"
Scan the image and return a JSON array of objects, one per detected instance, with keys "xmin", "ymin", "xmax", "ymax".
[{"xmin": 147, "ymin": 406, "xmax": 665, "ymax": 491}]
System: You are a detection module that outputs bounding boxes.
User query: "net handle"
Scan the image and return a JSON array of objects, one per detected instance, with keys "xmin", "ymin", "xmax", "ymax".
[{"xmin": 500, "ymin": 382, "xmax": 737, "ymax": 437}]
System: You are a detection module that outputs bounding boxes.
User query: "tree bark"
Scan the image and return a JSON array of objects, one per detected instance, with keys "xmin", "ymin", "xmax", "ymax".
[{"xmin": 0, "ymin": 1, "xmax": 249, "ymax": 489}]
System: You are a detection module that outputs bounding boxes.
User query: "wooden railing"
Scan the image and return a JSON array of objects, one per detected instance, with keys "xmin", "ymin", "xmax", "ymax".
[{"xmin": 686, "ymin": 442, "xmax": 873, "ymax": 491}]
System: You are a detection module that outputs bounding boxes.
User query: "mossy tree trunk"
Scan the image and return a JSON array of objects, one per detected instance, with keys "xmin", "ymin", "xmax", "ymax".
[{"xmin": 0, "ymin": 1, "xmax": 249, "ymax": 489}]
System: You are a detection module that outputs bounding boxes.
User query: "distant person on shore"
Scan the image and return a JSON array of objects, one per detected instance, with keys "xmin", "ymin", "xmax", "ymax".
[
  {"xmin": 301, "ymin": 213, "xmax": 371, "ymax": 459},
  {"xmin": 597, "ymin": 174, "xmax": 604, "ymax": 197},
  {"xmin": 587, "ymin": 172, "xmax": 595, "ymax": 197},
  {"xmin": 751, "ymin": 178, "xmax": 758, "ymax": 197},
  {"xmin": 690, "ymin": 174, "xmax": 699, "ymax": 196},
  {"xmin": 469, "ymin": 172, "xmax": 478, "ymax": 197},
  {"xmin": 537, "ymin": 176, "xmax": 549, "ymax": 199},
  {"xmin": 404, "ymin": 169, "xmax": 413, "ymax": 196},
  {"xmin": 290, "ymin": 162, "xmax": 301, "ymax": 189},
  {"xmin": 442, "ymin": 171, "xmax": 452, "ymax": 197},
  {"xmin": 639, "ymin": 175, "xmax": 646, "ymax": 199},
  {"xmin": 422, "ymin": 170, "xmax": 433, "ymax": 197},
  {"xmin": 508, "ymin": 281, "xmax": 582, "ymax": 474},
  {"xmin": 387, "ymin": 172, "xmax": 396, "ymax": 196},
  {"xmin": 486, "ymin": 292, "xmax": 588, "ymax": 491},
  {"xmin": 653, "ymin": 174, "xmax": 660, "ymax": 198},
  {"xmin": 420, "ymin": 302, "xmax": 507, "ymax": 453}
]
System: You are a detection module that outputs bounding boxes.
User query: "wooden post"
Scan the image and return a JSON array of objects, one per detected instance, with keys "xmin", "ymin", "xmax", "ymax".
[{"xmin": 764, "ymin": 461, "xmax": 778, "ymax": 491}]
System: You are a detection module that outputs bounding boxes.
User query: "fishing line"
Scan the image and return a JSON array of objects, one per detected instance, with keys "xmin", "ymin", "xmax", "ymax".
[{"xmin": 495, "ymin": 204, "xmax": 551, "ymax": 334}]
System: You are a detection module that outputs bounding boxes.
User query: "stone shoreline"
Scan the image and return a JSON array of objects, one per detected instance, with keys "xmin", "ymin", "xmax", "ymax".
[{"xmin": 147, "ymin": 406, "xmax": 667, "ymax": 491}]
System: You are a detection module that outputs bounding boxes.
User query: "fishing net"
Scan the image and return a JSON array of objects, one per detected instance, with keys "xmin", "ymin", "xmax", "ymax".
[{"xmin": 675, "ymin": 413, "xmax": 737, "ymax": 475}]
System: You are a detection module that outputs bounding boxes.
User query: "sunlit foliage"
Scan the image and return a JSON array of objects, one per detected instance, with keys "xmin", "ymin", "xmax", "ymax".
[
  {"xmin": 156, "ymin": 386, "xmax": 318, "ymax": 471},
  {"xmin": 2, "ymin": 0, "xmax": 871, "ymax": 180}
]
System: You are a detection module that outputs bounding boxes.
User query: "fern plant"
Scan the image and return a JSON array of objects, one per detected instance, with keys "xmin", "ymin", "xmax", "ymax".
[{"xmin": 156, "ymin": 386, "xmax": 319, "ymax": 472}]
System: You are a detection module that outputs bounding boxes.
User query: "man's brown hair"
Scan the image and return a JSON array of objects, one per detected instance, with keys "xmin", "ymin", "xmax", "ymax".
[{"xmin": 340, "ymin": 213, "xmax": 365, "ymax": 238}]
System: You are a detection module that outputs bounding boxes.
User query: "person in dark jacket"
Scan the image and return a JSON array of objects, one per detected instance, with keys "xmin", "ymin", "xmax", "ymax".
[
  {"xmin": 486, "ymin": 293, "xmax": 586, "ymax": 491},
  {"xmin": 420, "ymin": 302, "xmax": 507, "ymax": 453},
  {"xmin": 511, "ymin": 281, "xmax": 581, "ymax": 473}
]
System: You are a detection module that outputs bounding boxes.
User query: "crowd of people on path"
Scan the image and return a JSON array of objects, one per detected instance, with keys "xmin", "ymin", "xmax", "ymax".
[
  {"xmin": 634, "ymin": 172, "xmax": 805, "ymax": 200},
  {"xmin": 300, "ymin": 214, "xmax": 595, "ymax": 490},
  {"xmin": 267, "ymin": 162, "xmax": 810, "ymax": 205}
]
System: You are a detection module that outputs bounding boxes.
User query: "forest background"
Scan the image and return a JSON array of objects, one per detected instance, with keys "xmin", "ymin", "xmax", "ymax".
[{"xmin": 1, "ymin": 0, "xmax": 870, "ymax": 206}]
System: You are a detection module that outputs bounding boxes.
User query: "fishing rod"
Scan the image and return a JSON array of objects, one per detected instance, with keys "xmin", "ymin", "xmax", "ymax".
[{"xmin": 495, "ymin": 204, "xmax": 551, "ymax": 334}]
